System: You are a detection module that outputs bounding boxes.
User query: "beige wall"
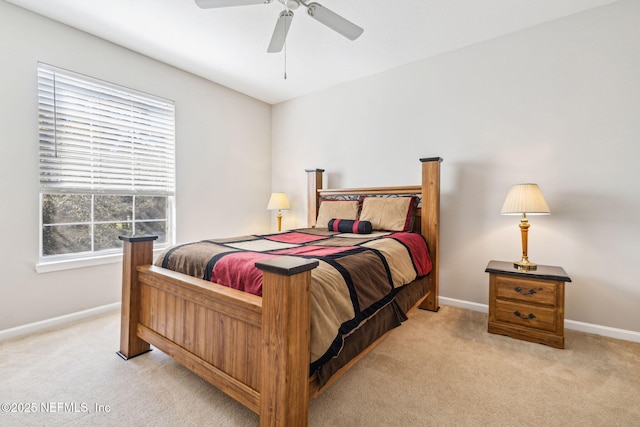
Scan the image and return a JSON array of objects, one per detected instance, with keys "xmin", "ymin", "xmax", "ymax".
[
  {"xmin": 0, "ymin": 1, "xmax": 272, "ymax": 330},
  {"xmin": 2, "ymin": 0, "xmax": 638, "ymax": 337},
  {"xmin": 272, "ymin": 0, "xmax": 640, "ymax": 333}
]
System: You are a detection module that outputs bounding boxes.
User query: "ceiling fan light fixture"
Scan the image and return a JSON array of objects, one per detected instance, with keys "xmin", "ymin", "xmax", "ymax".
[{"xmin": 306, "ymin": 2, "xmax": 363, "ymax": 41}]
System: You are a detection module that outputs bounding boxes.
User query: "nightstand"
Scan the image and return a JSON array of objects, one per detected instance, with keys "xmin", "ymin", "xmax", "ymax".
[{"xmin": 485, "ymin": 260, "xmax": 571, "ymax": 349}]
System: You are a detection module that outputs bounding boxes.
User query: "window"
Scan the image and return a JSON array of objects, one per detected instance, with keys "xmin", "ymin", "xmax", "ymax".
[{"xmin": 38, "ymin": 63, "xmax": 175, "ymax": 265}]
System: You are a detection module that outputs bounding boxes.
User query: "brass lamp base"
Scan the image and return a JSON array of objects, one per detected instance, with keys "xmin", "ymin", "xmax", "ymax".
[
  {"xmin": 514, "ymin": 214, "xmax": 537, "ymax": 271},
  {"xmin": 514, "ymin": 259, "xmax": 537, "ymax": 271}
]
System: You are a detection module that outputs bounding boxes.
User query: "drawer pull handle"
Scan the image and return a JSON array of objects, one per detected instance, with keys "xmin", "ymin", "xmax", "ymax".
[
  {"xmin": 514, "ymin": 286, "xmax": 537, "ymax": 295},
  {"xmin": 514, "ymin": 310, "xmax": 536, "ymax": 320}
]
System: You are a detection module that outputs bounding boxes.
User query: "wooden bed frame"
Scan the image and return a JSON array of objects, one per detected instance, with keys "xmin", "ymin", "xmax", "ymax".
[{"xmin": 118, "ymin": 157, "xmax": 442, "ymax": 426}]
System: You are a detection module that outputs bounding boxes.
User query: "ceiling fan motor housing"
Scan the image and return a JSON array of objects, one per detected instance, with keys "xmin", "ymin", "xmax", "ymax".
[{"xmin": 279, "ymin": 0, "xmax": 300, "ymax": 10}]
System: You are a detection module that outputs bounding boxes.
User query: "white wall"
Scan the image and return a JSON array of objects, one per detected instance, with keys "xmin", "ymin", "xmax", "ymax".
[
  {"xmin": 3, "ymin": 0, "xmax": 638, "ymax": 337},
  {"xmin": 272, "ymin": 0, "xmax": 640, "ymax": 332},
  {"xmin": 0, "ymin": 1, "xmax": 272, "ymax": 330}
]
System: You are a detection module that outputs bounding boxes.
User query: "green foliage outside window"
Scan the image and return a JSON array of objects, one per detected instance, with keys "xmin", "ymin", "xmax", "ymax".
[{"xmin": 42, "ymin": 194, "xmax": 168, "ymax": 257}]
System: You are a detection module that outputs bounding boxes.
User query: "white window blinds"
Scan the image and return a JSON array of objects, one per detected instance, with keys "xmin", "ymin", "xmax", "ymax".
[{"xmin": 38, "ymin": 63, "xmax": 175, "ymax": 196}]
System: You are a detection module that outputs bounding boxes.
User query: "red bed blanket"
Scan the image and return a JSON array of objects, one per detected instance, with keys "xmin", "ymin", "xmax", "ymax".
[{"xmin": 155, "ymin": 228, "xmax": 431, "ymax": 373}]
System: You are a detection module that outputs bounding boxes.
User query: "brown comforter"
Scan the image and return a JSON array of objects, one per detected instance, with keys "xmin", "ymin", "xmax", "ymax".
[{"xmin": 155, "ymin": 228, "xmax": 431, "ymax": 373}]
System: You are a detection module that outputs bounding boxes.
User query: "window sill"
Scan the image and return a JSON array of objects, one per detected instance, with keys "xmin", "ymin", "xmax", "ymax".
[{"xmin": 35, "ymin": 249, "xmax": 165, "ymax": 274}]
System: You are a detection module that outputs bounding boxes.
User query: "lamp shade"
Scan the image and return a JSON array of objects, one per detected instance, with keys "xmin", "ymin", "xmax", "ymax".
[
  {"xmin": 267, "ymin": 192, "xmax": 290, "ymax": 210},
  {"xmin": 501, "ymin": 184, "xmax": 550, "ymax": 215}
]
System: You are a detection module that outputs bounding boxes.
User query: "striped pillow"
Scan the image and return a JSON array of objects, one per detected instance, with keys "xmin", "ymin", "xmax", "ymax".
[{"xmin": 328, "ymin": 218, "xmax": 373, "ymax": 234}]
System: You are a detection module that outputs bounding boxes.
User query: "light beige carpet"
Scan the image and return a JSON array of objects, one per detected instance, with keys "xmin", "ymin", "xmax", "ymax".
[{"xmin": 1, "ymin": 305, "xmax": 639, "ymax": 426}]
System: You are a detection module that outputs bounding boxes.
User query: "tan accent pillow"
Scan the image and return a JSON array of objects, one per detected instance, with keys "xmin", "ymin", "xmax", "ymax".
[
  {"xmin": 359, "ymin": 197, "xmax": 416, "ymax": 231},
  {"xmin": 316, "ymin": 200, "xmax": 359, "ymax": 228}
]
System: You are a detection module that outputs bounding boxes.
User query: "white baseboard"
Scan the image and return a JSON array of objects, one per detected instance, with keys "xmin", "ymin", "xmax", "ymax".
[
  {"xmin": 440, "ymin": 297, "xmax": 489, "ymax": 314},
  {"xmin": 439, "ymin": 296, "xmax": 640, "ymax": 344},
  {"xmin": 0, "ymin": 302, "xmax": 120, "ymax": 342},
  {"xmin": 563, "ymin": 319, "xmax": 640, "ymax": 343},
  {"xmin": 3, "ymin": 297, "xmax": 639, "ymax": 345}
]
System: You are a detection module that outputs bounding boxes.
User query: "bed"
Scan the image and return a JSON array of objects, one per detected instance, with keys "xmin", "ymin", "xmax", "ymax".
[{"xmin": 117, "ymin": 157, "xmax": 442, "ymax": 426}]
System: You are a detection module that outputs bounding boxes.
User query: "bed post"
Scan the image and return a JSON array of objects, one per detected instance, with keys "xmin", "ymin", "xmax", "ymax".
[
  {"xmin": 117, "ymin": 235, "xmax": 157, "ymax": 360},
  {"xmin": 256, "ymin": 256, "xmax": 319, "ymax": 427},
  {"xmin": 306, "ymin": 168, "xmax": 324, "ymax": 227},
  {"xmin": 419, "ymin": 157, "xmax": 443, "ymax": 312}
]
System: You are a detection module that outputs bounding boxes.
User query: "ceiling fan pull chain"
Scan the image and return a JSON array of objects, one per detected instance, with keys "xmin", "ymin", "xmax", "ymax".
[{"xmin": 284, "ymin": 10, "xmax": 288, "ymax": 79}]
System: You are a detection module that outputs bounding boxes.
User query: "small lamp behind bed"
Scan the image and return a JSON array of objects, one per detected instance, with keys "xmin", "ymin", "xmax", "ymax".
[{"xmin": 267, "ymin": 192, "xmax": 290, "ymax": 232}]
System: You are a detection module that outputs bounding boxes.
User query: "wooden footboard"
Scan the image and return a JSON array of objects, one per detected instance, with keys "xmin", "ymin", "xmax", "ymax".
[
  {"xmin": 118, "ymin": 157, "xmax": 443, "ymax": 426},
  {"xmin": 119, "ymin": 235, "xmax": 319, "ymax": 425}
]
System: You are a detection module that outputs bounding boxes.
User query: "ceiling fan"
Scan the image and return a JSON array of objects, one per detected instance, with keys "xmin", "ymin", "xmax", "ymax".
[{"xmin": 195, "ymin": 0, "xmax": 364, "ymax": 53}]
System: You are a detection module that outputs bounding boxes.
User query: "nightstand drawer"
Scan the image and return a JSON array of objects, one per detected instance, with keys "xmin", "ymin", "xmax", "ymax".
[
  {"xmin": 495, "ymin": 275, "xmax": 557, "ymax": 306},
  {"xmin": 494, "ymin": 300, "xmax": 557, "ymax": 333}
]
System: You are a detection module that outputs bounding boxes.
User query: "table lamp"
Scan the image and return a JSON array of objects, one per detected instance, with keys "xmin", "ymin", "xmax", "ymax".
[
  {"xmin": 267, "ymin": 192, "xmax": 290, "ymax": 232},
  {"xmin": 501, "ymin": 183, "xmax": 550, "ymax": 271}
]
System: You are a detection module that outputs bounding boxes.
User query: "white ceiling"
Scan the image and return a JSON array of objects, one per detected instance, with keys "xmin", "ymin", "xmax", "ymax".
[{"xmin": 7, "ymin": 0, "xmax": 618, "ymax": 104}]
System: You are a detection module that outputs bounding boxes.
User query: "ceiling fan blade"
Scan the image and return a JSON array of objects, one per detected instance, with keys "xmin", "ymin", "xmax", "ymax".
[
  {"xmin": 195, "ymin": 0, "xmax": 271, "ymax": 9},
  {"xmin": 306, "ymin": 2, "xmax": 363, "ymax": 41},
  {"xmin": 267, "ymin": 10, "xmax": 294, "ymax": 53}
]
